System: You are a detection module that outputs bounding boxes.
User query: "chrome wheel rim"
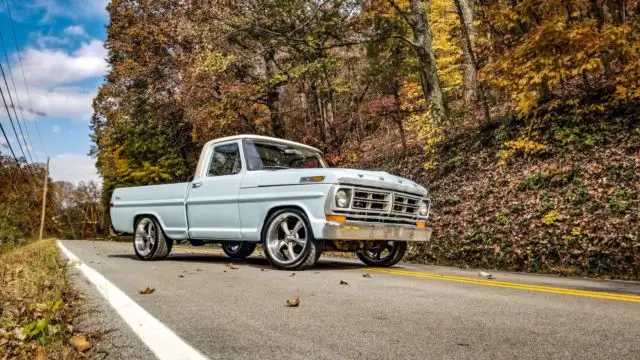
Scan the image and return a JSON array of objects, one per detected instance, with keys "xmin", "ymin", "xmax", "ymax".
[
  {"xmin": 134, "ymin": 218, "xmax": 156, "ymax": 257},
  {"xmin": 362, "ymin": 241, "xmax": 396, "ymax": 262},
  {"xmin": 265, "ymin": 213, "xmax": 307, "ymax": 265}
]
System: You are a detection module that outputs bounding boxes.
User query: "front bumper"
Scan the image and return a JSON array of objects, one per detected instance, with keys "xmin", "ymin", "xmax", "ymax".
[{"xmin": 323, "ymin": 221, "xmax": 432, "ymax": 242}]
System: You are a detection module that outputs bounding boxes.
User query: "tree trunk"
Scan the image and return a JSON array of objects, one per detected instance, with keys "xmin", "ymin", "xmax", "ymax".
[
  {"xmin": 456, "ymin": 0, "xmax": 477, "ymax": 105},
  {"xmin": 395, "ymin": 0, "xmax": 446, "ymax": 122},
  {"xmin": 263, "ymin": 50, "xmax": 285, "ymax": 138},
  {"xmin": 455, "ymin": 0, "xmax": 491, "ymax": 124},
  {"xmin": 393, "ymin": 90, "xmax": 408, "ymax": 152}
]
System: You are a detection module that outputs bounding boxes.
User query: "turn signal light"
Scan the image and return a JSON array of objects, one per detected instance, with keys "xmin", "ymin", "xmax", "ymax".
[
  {"xmin": 300, "ymin": 176, "xmax": 325, "ymax": 183},
  {"xmin": 416, "ymin": 221, "xmax": 426, "ymax": 228},
  {"xmin": 326, "ymin": 215, "xmax": 346, "ymax": 223}
]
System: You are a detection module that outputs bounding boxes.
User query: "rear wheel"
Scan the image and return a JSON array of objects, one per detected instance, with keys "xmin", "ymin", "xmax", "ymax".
[
  {"xmin": 133, "ymin": 216, "xmax": 171, "ymax": 260},
  {"xmin": 356, "ymin": 241, "xmax": 406, "ymax": 267},
  {"xmin": 262, "ymin": 209, "xmax": 323, "ymax": 270},
  {"xmin": 222, "ymin": 242, "xmax": 257, "ymax": 259}
]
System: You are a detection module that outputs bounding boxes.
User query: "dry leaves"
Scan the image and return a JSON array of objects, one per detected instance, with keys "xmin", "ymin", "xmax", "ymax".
[
  {"xmin": 286, "ymin": 296, "xmax": 300, "ymax": 307},
  {"xmin": 362, "ymin": 273, "xmax": 372, "ymax": 278},
  {"xmin": 479, "ymin": 271, "xmax": 494, "ymax": 279},
  {"xmin": 69, "ymin": 335, "xmax": 92, "ymax": 352},
  {"xmin": 35, "ymin": 346, "xmax": 47, "ymax": 360},
  {"xmin": 139, "ymin": 287, "xmax": 155, "ymax": 295},
  {"xmin": 224, "ymin": 264, "xmax": 239, "ymax": 270},
  {"xmin": 339, "ymin": 280, "xmax": 349, "ymax": 285}
]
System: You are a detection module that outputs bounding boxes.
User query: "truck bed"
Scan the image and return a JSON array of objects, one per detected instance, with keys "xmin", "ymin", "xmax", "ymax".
[{"xmin": 110, "ymin": 182, "xmax": 190, "ymax": 239}]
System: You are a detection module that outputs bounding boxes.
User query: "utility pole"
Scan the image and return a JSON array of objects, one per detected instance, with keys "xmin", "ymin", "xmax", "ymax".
[{"xmin": 38, "ymin": 157, "xmax": 49, "ymax": 241}]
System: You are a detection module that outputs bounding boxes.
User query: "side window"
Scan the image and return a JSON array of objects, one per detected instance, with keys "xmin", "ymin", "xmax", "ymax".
[{"xmin": 208, "ymin": 143, "xmax": 241, "ymax": 176}]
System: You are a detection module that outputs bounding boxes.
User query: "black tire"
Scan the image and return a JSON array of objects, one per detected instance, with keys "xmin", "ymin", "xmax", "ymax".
[
  {"xmin": 222, "ymin": 242, "xmax": 257, "ymax": 259},
  {"xmin": 133, "ymin": 216, "xmax": 171, "ymax": 260},
  {"xmin": 262, "ymin": 208, "xmax": 324, "ymax": 270},
  {"xmin": 357, "ymin": 241, "xmax": 407, "ymax": 267}
]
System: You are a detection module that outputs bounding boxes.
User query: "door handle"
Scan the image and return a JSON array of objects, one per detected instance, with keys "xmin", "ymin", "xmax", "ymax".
[{"xmin": 191, "ymin": 182, "xmax": 203, "ymax": 188}]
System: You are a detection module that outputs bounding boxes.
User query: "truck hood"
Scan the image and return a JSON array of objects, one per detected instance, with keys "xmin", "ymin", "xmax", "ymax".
[{"xmin": 245, "ymin": 168, "xmax": 427, "ymax": 196}]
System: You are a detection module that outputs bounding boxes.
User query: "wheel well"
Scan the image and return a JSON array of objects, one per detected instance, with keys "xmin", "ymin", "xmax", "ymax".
[
  {"xmin": 133, "ymin": 214, "xmax": 158, "ymax": 230},
  {"xmin": 261, "ymin": 205, "xmax": 309, "ymax": 238}
]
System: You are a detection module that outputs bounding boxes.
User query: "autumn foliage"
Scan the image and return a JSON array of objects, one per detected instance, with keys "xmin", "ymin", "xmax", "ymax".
[{"xmin": 91, "ymin": 0, "xmax": 640, "ymax": 278}]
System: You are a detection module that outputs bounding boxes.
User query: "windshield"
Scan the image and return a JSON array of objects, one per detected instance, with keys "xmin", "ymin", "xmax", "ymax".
[{"xmin": 243, "ymin": 140, "xmax": 326, "ymax": 170}]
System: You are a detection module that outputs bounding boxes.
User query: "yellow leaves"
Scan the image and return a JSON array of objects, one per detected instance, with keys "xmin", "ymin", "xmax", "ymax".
[
  {"xmin": 542, "ymin": 210, "xmax": 560, "ymax": 225},
  {"xmin": 198, "ymin": 51, "xmax": 235, "ymax": 73},
  {"xmin": 499, "ymin": 137, "xmax": 549, "ymax": 166},
  {"xmin": 429, "ymin": 0, "xmax": 462, "ymax": 91}
]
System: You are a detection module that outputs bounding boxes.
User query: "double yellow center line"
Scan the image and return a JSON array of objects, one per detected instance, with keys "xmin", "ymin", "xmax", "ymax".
[{"xmin": 365, "ymin": 268, "xmax": 640, "ymax": 303}]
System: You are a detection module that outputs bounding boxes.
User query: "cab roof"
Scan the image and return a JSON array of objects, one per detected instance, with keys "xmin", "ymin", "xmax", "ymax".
[{"xmin": 203, "ymin": 134, "xmax": 322, "ymax": 154}]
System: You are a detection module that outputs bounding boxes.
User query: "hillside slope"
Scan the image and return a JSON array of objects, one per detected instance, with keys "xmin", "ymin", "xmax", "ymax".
[{"xmin": 346, "ymin": 112, "xmax": 640, "ymax": 279}]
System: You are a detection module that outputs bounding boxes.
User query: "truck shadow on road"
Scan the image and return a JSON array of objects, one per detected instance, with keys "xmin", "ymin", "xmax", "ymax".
[{"xmin": 106, "ymin": 252, "xmax": 365, "ymax": 272}]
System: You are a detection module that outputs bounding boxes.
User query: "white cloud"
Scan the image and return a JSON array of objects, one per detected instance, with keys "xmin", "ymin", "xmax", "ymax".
[
  {"xmin": 0, "ymin": 39, "xmax": 107, "ymax": 122},
  {"xmin": 50, "ymin": 153, "xmax": 100, "ymax": 185},
  {"xmin": 52, "ymin": 124, "xmax": 61, "ymax": 133},
  {"xmin": 20, "ymin": 40, "xmax": 107, "ymax": 87},
  {"xmin": 63, "ymin": 25, "xmax": 88, "ymax": 37}
]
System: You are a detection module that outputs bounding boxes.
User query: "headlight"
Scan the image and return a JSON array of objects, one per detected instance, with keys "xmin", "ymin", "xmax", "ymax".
[
  {"xmin": 418, "ymin": 200, "xmax": 428, "ymax": 216},
  {"xmin": 335, "ymin": 189, "xmax": 350, "ymax": 208}
]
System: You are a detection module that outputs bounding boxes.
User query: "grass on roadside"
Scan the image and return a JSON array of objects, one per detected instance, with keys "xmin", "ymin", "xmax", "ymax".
[{"xmin": 0, "ymin": 240, "xmax": 85, "ymax": 359}]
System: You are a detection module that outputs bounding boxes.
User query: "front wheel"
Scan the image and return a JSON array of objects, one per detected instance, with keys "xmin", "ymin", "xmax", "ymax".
[
  {"xmin": 262, "ymin": 209, "xmax": 323, "ymax": 270},
  {"xmin": 222, "ymin": 242, "xmax": 257, "ymax": 259},
  {"xmin": 133, "ymin": 216, "xmax": 172, "ymax": 260},
  {"xmin": 357, "ymin": 241, "xmax": 406, "ymax": 267}
]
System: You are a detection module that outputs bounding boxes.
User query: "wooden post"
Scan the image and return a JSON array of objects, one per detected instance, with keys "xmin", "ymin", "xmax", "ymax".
[{"xmin": 38, "ymin": 157, "xmax": 49, "ymax": 241}]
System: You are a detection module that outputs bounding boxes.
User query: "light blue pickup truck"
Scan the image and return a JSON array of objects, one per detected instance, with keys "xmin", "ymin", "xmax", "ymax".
[{"xmin": 110, "ymin": 135, "xmax": 432, "ymax": 270}]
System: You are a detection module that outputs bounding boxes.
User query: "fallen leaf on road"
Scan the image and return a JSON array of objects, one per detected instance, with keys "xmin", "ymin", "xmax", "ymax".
[
  {"xmin": 178, "ymin": 274, "xmax": 184, "ymax": 278},
  {"xmin": 70, "ymin": 335, "xmax": 92, "ymax": 352},
  {"xmin": 339, "ymin": 280, "xmax": 349, "ymax": 285},
  {"xmin": 196, "ymin": 268, "xmax": 203, "ymax": 271},
  {"xmin": 290, "ymin": 273, "xmax": 295, "ymax": 277},
  {"xmin": 286, "ymin": 296, "xmax": 300, "ymax": 307},
  {"xmin": 478, "ymin": 271, "xmax": 494, "ymax": 279},
  {"xmin": 139, "ymin": 287, "xmax": 155, "ymax": 295},
  {"xmin": 260, "ymin": 269, "xmax": 265, "ymax": 272},
  {"xmin": 362, "ymin": 273, "xmax": 372, "ymax": 278}
]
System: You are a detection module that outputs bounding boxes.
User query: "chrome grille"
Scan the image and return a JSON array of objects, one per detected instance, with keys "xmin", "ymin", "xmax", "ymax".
[
  {"xmin": 352, "ymin": 189, "xmax": 391, "ymax": 212},
  {"xmin": 332, "ymin": 187, "xmax": 425, "ymax": 225},
  {"xmin": 392, "ymin": 194, "xmax": 420, "ymax": 216}
]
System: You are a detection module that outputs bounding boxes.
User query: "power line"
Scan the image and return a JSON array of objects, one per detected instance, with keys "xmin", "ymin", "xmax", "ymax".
[
  {"xmin": 0, "ymin": 81, "xmax": 35, "ymax": 179},
  {"xmin": 0, "ymin": 56, "xmax": 35, "ymax": 165},
  {"xmin": 0, "ymin": 116, "xmax": 28, "ymax": 182},
  {"xmin": 0, "ymin": 31, "xmax": 37, "ymax": 162},
  {"xmin": 4, "ymin": 0, "xmax": 48, "ymax": 157}
]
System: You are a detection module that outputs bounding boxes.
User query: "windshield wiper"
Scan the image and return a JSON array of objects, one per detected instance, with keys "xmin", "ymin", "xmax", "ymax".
[{"xmin": 262, "ymin": 165, "xmax": 290, "ymax": 170}]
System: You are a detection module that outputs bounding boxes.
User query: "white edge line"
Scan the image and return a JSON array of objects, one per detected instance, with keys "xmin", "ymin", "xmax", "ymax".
[{"xmin": 57, "ymin": 240, "xmax": 208, "ymax": 360}]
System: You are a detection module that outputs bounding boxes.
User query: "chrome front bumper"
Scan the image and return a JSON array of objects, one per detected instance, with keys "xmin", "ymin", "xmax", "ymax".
[{"xmin": 323, "ymin": 221, "xmax": 432, "ymax": 242}]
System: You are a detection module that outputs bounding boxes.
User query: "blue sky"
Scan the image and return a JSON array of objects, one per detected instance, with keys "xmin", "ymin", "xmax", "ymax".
[{"xmin": 0, "ymin": 0, "xmax": 108, "ymax": 184}]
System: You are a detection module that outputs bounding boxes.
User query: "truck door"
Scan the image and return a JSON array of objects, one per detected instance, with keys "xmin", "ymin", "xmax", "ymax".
[{"xmin": 186, "ymin": 140, "xmax": 243, "ymax": 240}]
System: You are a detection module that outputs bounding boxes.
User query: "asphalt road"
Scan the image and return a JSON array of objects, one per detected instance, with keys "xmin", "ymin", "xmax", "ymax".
[{"xmin": 60, "ymin": 240, "xmax": 640, "ymax": 360}]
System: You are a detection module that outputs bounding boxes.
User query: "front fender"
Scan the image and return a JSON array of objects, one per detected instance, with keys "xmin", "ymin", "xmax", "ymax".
[{"xmin": 237, "ymin": 184, "xmax": 331, "ymax": 241}]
